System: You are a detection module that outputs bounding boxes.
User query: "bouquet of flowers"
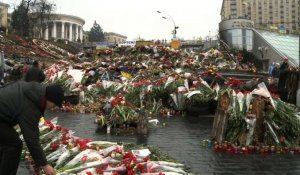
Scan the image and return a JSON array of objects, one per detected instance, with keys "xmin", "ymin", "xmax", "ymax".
[{"xmin": 20, "ymin": 118, "xmax": 188, "ymax": 175}]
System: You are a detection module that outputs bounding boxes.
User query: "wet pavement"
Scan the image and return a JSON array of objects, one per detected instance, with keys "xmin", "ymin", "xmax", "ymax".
[{"xmin": 18, "ymin": 111, "xmax": 300, "ymax": 175}]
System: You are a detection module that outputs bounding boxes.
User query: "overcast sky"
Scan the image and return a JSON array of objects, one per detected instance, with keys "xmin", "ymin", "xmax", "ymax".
[{"xmin": 5, "ymin": 0, "xmax": 223, "ymax": 40}]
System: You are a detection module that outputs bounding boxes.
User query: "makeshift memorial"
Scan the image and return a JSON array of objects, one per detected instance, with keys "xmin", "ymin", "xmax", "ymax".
[
  {"xmin": 210, "ymin": 82, "xmax": 300, "ymax": 155},
  {"xmin": 20, "ymin": 118, "xmax": 189, "ymax": 175}
]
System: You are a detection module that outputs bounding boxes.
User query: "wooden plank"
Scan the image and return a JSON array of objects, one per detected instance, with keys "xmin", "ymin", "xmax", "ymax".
[
  {"xmin": 252, "ymin": 98, "xmax": 265, "ymax": 143},
  {"xmin": 137, "ymin": 113, "xmax": 149, "ymax": 135},
  {"xmin": 213, "ymin": 109, "xmax": 229, "ymax": 143},
  {"xmin": 211, "ymin": 109, "xmax": 221, "ymax": 139},
  {"xmin": 211, "ymin": 93, "xmax": 231, "ymax": 142}
]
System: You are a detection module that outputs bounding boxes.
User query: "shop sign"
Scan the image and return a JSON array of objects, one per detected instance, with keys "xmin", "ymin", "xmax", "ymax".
[{"xmin": 171, "ymin": 39, "xmax": 181, "ymax": 49}]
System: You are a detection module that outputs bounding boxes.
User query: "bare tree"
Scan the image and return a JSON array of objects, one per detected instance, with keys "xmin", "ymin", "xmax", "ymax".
[
  {"xmin": 30, "ymin": 0, "xmax": 56, "ymax": 38},
  {"xmin": 11, "ymin": 0, "xmax": 56, "ymax": 38},
  {"xmin": 11, "ymin": 0, "xmax": 32, "ymax": 36}
]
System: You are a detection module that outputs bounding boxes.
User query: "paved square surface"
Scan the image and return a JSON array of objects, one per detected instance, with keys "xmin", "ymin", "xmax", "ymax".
[{"xmin": 18, "ymin": 112, "xmax": 300, "ymax": 175}]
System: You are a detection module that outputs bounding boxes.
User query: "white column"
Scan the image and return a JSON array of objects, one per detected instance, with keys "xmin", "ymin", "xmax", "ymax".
[
  {"xmin": 40, "ymin": 29, "xmax": 43, "ymax": 39},
  {"xmin": 44, "ymin": 26, "xmax": 49, "ymax": 40},
  {"xmin": 69, "ymin": 23, "xmax": 73, "ymax": 41},
  {"xmin": 80, "ymin": 26, "xmax": 83, "ymax": 43},
  {"xmin": 61, "ymin": 22, "xmax": 65, "ymax": 39},
  {"xmin": 75, "ymin": 25, "xmax": 79, "ymax": 42},
  {"xmin": 52, "ymin": 22, "xmax": 56, "ymax": 38}
]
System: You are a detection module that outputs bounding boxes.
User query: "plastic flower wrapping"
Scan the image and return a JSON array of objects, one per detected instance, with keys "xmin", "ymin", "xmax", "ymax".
[{"xmin": 18, "ymin": 118, "xmax": 189, "ymax": 175}]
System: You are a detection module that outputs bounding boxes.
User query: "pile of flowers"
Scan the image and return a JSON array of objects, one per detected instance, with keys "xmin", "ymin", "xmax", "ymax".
[
  {"xmin": 208, "ymin": 82, "xmax": 300, "ymax": 154},
  {"xmin": 42, "ymin": 45, "xmax": 273, "ymax": 132},
  {"xmin": 33, "ymin": 39, "xmax": 74, "ymax": 59},
  {"xmin": 202, "ymin": 140, "xmax": 300, "ymax": 155},
  {"xmin": 18, "ymin": 118, "xmax": 189, "ymax": 175},
  {"xmin": 45, "ymin": 61, "xmax": 219, "ymax": 127}
]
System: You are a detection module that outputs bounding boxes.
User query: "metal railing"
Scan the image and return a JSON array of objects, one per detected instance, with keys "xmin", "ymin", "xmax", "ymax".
[{"xmin": 219, "ymin": 39, "xmax": 237, "ymax": 63}]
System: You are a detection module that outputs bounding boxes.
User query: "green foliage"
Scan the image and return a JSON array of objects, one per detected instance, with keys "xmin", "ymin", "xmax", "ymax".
[
  {"xmin": 94, "ymin": 85, "xmax": 117, "ymax": 97},
  {"xmin": 58, "ymin": 163, "xmax": 81, "ymax": 172},
  {"xmin": 266, "ymin": 100, "xmax": 300, "ymax": 146},
  {"xmin": 223, "ymin": 95, "xmax": 300, "ymax": 147},
  {"xmin": 88, "ymin": 21, "xmax": 105, "ymax": 42},
  {"xmin": 125, "ymin": 86, "xmax": 142, "ymax": 107},
  {"xmin": 187, "ymin": 85, "xmax": 215, "ymax": 104},
  {"xmin": 225, "ymin": 107, "xmax": 247, "ymax": 143},
  {"xmin": 109, "ymin": 105, "xmax": 138, "ymax": 125}
]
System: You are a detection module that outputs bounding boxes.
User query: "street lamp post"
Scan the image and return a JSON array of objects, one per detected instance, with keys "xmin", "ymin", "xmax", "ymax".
[
  {"xmin": 258, "ymin": 46, "xmax": 268, "ymax": 72},
  {"xmin": 157, "ymin": 11, "xmax": 179, "ymax": 39}
]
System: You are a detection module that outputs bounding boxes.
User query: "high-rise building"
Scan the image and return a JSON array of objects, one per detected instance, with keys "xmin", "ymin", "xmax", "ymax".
[{"xmin": 221, "ymin": 0, "xmax": 300, "ymax": 34}]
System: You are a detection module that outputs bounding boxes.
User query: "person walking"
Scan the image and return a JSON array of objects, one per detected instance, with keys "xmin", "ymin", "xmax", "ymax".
[
  {"xmin": 0, "ymin": 81, "xmax": 64, "ymax": 175},
  {"xmin": 24, "ymin": 60, "xmax": 46, "ymax": 83}
]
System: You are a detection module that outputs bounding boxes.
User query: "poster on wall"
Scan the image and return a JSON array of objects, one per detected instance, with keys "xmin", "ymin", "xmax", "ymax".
[
  {"xmin": 278, "ymin": 26, "xmax": 287, "ymax": 34},
  {"xmin": 117, "ymin": 41, "xmax": 136, "ymax": 47}
]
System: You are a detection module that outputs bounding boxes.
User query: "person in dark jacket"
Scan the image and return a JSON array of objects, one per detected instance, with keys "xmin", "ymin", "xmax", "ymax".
[
  {"xmin": 278, "ymin": 57, "xmax": 289, "ymax": 101},
  {"xmin": 271, "ymin": 63, "xmax": 280, "ymax": 78},
  {"xmin": 10, "ymin": 64, "xmax": 22, "ymax": 81},
  {"xmin": 25, "ymin": 60, "xmax": 46, "ymax": 83},
  {"xmin": 0, "ymin": 81, "xmax": 64, "ymax": 175}
]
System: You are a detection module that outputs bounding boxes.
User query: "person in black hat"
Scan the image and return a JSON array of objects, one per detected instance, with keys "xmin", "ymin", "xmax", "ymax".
[
  {"xmin": 0, "ymin": 81, "xmax": 64, "ymax": 175},
  {"xmin": 24, "ymin": 60, "xmax": 46, "ymax": 83}
]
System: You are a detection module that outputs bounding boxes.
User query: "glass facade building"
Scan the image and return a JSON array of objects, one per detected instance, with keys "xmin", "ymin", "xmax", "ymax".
[
  {"xmin": 258, "ymin": 30, "xmax": 299, "ymax": 65},
  {"xmin": 220, "ymin": 29, "xmax": 253, "ymax": 51},
  {"xmin": 219, "ymin": 19, "xmax": 254, "ymax": 51},
  {"xmin": 219, "ymin": 19, "xmax": 300, "ymax": 69}
]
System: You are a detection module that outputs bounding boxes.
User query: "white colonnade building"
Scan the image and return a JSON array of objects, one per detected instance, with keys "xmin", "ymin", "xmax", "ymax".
[{"xmin": 35, "ymin": 14, "xmax": 85, "ymax": 43}]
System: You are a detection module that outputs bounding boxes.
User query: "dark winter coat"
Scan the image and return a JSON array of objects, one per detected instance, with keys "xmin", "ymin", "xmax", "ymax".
[
  {"xmin": 0, "ymin": 81, "xmax": 47, "ymax": 166},
  {"xmin": 279, "ymin": 62, "xmax": 289, "ymax": 72},
  {"xmin": 278, "ymin": 62, "xmax": 289, "ymax": 101},
  {"xmin": 272, "ymin": 67, "xmax": 280, "ymax": 78},
  {"xmin": 10, "ymin": 67, "xmax": 22, "ymax": 81},
  {"xmin": 25, "ymin": 67, "xmax": 46, "ymax": 83}
]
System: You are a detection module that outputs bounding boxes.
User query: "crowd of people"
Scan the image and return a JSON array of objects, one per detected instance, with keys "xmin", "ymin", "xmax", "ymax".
[{"xmin": 2, "ymin": 61, "xmax": 46, "ymax": 84}]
